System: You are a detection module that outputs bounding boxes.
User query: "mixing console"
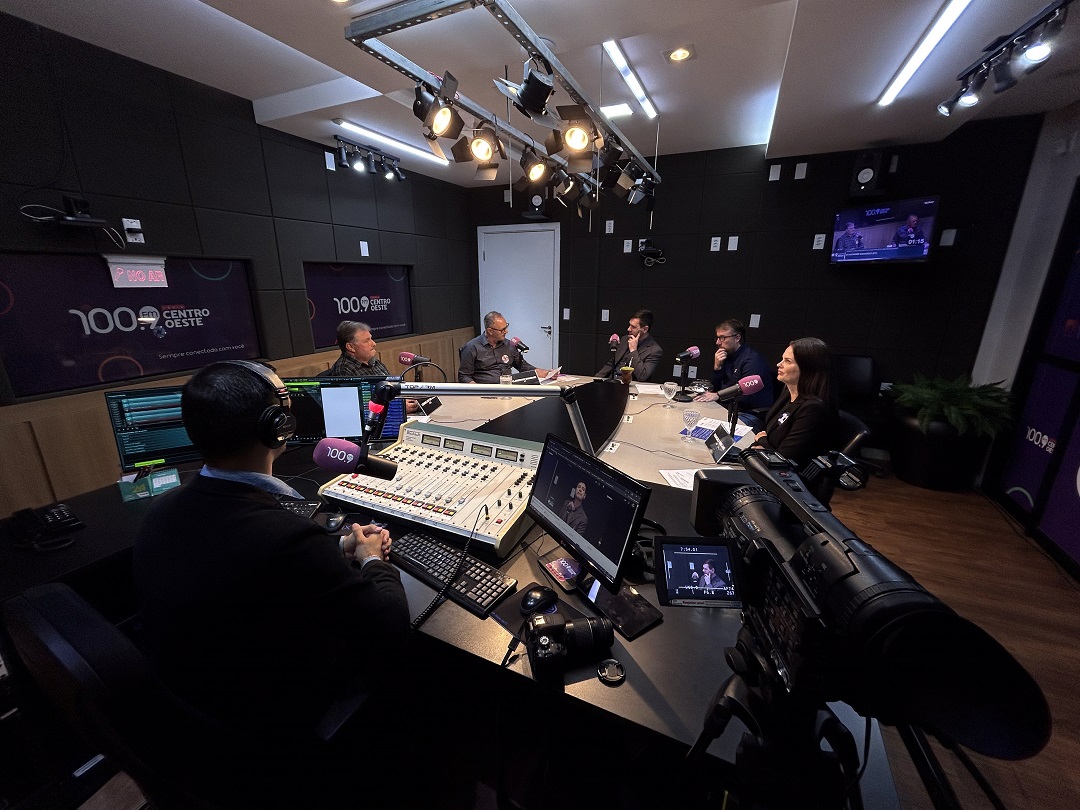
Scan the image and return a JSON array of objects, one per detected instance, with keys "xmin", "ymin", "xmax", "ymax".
[{"xmin": 319, "ymin": 423, "xmax": 543, "ymax": 557}]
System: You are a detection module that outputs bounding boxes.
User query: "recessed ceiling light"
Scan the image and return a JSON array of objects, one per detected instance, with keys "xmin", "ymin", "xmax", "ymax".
[
  {"xmin": 600, "ymin": 103, "xmax": 633, "ymax": 119},
  {"xmin": 664, "ymin": 45, "xmax": 696, "ymax": 63}
]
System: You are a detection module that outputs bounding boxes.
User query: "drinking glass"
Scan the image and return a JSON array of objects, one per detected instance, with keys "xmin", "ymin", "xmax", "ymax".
[
  {"xmin": 682, "ymin": 409, "xmax": 701, "ymax": 441},
  {"xmin": 661, "ymin": 381, "xmax": 678, "ymax": 408}
]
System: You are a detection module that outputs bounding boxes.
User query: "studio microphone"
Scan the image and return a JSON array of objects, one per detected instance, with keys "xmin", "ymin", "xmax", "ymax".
[
  {"xmin": 608, "ymin": 333, "xmax": 620, "ymax": 351},
  {"xmin": 713, "ymin": 374, "xmax": 765, "ymax": 401},
  {"xmin": 312, "ymin": 437, "xmax": 398, "ymax": 481},
  {"xmin": 398, "ymin": 351, "xmax": 431, "ymax": 365},
  {"xmin": 675, "ymin": 346, "xmax": 701, "ymax": 362},
  {"xmin": 510, "ymin": 337, "xmax": 530, "ymax": 353}
]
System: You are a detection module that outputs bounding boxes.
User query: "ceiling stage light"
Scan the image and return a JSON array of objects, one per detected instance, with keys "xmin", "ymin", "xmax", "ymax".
[
  {"xmin": 494, "ymin": 62, "xmax": 559, "ymax": 129},
  {"xmin": 519, "ymin": 148, "xmax": 548, "ymax": 183},
  {"xmin": 469, "ymin": 125, "xmax": 505, "ymax": 162},
  {"xmin": 957, "ymin": 69, "xmax": 986, "ymax": 107}
]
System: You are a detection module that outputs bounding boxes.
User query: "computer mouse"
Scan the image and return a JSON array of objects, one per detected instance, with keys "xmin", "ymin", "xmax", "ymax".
[
  {"xmin": 520, "ymin": 585, "xmax": 559, "ymax": 615},
  {"xmin": 324, "ymin": 513, "xmax": 348, "ymax": 533}
]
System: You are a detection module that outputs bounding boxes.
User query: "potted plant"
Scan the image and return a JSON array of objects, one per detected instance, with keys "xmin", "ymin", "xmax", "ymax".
[{"xmin": 887, "ymin": 374, "xmax": 1013, "ymax": 491}]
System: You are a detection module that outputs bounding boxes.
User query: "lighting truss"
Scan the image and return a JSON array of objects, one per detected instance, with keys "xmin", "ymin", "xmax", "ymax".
[{"xmin": 344, "ymin": 0, "xmax": 660, "ymax": 192}]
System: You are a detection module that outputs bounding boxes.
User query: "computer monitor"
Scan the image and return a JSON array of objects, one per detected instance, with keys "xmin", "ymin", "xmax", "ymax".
[
  {"xmin": 526, "ymin": 432, "xmax": 651, "ymax": 594},
  {"xmin": 104, "ymin": 386, "xmax": 201, "ymax": 473},
  {"xmin": 283, "ymin": 377, "xmax": 406, "ymax": 444}
]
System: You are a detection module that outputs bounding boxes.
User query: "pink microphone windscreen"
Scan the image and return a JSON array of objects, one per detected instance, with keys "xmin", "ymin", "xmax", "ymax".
[
  {"xmin": 739, "ymin": 375, "xmax": 764, "ymax": 392},
  {"xmin": 312, "ymin": 437, "xmax": 361, "ymax": 473}
]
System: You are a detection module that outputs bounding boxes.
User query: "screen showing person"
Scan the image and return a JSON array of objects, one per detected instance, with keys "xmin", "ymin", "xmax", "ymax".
[
  {"xmin": 104, "ymin": 386, "xmax": 202, "ymax": 473},
  {"xmin": 829, "ymin": 196, "xmax": 939, "ymax": 264},
  {"xmin": 655, "ymin": 539, "xmax": 742, "ymax": 608},
  {"xmin": 283, "ymin": 377, "xmax": 405, "ymax": 444},
  {"xmin": 526, "ymin": 433, "xmax": 651, "ymax": 593}
]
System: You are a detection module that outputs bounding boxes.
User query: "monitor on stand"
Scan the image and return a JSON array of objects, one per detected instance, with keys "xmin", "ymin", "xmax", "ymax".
[
  {"xmin": 104, "ymin": 386, "xmax": 201, "ymax": 474},
  {"xmin": 284, "ymin": 376, "xmax": 406, "ymax": 445},
  {"xmin": 526, "ymin": 433, "xmax": 661, "ymax": 638}
]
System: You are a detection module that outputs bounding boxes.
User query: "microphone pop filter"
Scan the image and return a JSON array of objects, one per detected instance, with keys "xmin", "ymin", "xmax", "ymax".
[{"xmin": 313, "ymin": 437, "xmax": 361, "ymax": 474}]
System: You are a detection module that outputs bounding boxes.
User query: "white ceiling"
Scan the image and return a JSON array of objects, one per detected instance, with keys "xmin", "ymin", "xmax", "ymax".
[{"xmin": 2, "ymin": 0, "xmax": 1078, "ymax": 187}]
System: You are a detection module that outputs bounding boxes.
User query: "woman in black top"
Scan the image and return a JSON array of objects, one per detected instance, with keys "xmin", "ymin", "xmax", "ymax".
[{"xmin": 753, "ymin": 337, "xmax": 835, "ymax": 467}]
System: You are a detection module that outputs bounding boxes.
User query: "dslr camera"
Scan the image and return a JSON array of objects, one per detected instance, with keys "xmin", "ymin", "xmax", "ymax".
[{"xmin": 525, "ymin": 613, "xmax": 614, "ymax": 680}]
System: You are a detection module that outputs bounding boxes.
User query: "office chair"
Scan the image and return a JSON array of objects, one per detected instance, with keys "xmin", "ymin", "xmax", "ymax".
[
  {"xmin": 1, "ymin": 583, "xmax": 344, "ymax": 810},
  {"xmin": 801, "ymin": 409, "xmax": 871, "ymax": 507}
]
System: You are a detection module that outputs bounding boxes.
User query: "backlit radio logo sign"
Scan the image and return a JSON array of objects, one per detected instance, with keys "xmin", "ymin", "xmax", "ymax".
[
  {"xmin": 68, "ymin": 304, "xmax": 211, "ymax": 339},
  {"xmin": 333, "ymin": 294, "xmax": 393, "ymax": 314}
]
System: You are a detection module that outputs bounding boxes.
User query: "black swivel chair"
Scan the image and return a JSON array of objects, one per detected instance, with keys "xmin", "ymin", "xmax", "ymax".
[
  {"xmin": 1, "ymin": 583, "xmax": 353, "ymax": 810},
  {"xmin": 801, "ymin": 409, "xmax": 872, "ymax": 507}
]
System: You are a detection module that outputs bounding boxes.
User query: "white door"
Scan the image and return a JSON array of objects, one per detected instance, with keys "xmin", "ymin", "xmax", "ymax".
[{"xmin": 477, "ymin": 224, "xmax": 559, "ymax": 370}]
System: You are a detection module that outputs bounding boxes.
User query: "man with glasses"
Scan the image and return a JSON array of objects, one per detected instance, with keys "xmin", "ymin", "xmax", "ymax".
[
  {"xmin": 458, "ymin": 310, "xmax": 546, "ymax": 383},
  {"xmin": 694, "ymin": 319, "xmax": 773, "ymax": 415}
]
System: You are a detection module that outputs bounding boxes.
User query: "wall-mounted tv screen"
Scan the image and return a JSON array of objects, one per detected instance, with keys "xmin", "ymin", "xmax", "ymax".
[{"xmin": 830, "ymin": 196, "xmax": 939, "ymax": 264}]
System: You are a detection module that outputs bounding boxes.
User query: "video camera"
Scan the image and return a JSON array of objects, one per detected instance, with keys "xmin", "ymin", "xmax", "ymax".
[
  {"xmin": 525, "ymin": 613, "xmax": 614, "ymax": 681},
  {"xmin": 709, "ymin": 448, "xmax": 1048, "ymax": 760}
]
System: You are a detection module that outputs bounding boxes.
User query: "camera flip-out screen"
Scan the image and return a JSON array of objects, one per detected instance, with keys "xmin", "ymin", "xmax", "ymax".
[{"xmin": 654, "ymin": 537, "xmax": 742, "ymax": 608}]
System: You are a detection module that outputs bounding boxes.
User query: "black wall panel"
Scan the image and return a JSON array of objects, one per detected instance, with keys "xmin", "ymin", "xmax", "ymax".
[
  {"xmin": 414, "ymin": 236, "xmax": 450, "ymax": 287},
  {"xmin": 263, "ymin": 138, "xmax": 333, "ymax": 223},
  {"xmin": 253, "ymin": 290, "xmax": 293, "ymax": 360},
  {"xmin": 379, "ymin": 231, "xmax": 418, "ymax": 266},
  {"xmin": 196, "ymin": 209, "xmax": 282, "ymax": 289},
  {"xmin": 275, "ymin": 219, "xmax": 336, "ymax": 289},
  {"xmin": 179, "ymin": 114, "xmax": 271, "ymax": 215},
  {"xmin": 328, "ymin": 167, "xmax": 379, "ymax": 230},
  {"xmin": 284, "ymin": 289, "xmax": 316, "ymax": 355},
  {"xmin": 332, "ymin": 225, "xmax": 382, "ymax": 264},
  {"xmin": 375, "ymin": 176, "xmax": 415, "ymax": 234}
]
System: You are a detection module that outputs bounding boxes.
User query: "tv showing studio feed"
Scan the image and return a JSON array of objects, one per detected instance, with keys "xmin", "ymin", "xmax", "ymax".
[{"xmin": 830, "ymin": 196, "xmax": 939, "ymax": 264}]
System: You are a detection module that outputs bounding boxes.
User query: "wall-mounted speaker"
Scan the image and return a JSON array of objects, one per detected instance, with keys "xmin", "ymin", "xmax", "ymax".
[
  {"xmin": 850, "ymin": 150, "xmax": 883, "ymax": 196},
  {"xmin": 522, "ymin": 191, "xmax": 548, "ymax": 220}
]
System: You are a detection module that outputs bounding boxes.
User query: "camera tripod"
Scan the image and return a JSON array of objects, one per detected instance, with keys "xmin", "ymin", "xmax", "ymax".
[{"xmin": 684, "ymin": 629, "xmax": 865, "ymax": 810}]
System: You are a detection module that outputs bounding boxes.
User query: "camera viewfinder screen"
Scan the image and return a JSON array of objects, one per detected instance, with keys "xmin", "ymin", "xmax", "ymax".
[{"xmin": 657, "ymin": 539, "xmax": 741, "ymax": 608}]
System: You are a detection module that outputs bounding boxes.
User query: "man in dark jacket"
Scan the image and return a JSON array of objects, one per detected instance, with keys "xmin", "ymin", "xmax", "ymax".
[{"xmin": 134, "ymin": 360, "xmax": 408, "ymax": 741}]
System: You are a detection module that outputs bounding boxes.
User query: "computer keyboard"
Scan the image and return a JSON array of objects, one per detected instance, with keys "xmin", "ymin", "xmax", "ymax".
[
  {"xmin": 276, "ymin": 497, "xmax": 322, "ymax": 519},
  {"xmin": 390, "ymin": 530, "xmax": 517, "ymax": 618}
]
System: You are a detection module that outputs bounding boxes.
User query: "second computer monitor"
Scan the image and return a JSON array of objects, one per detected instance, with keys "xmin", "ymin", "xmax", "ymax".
[{"xmin": 284, "ymin": 377, "xmax": 405, "ymax": 444}]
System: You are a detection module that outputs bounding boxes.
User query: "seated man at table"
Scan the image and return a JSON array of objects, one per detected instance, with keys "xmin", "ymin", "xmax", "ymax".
[
  {"xmin": 327, "ymin": 319, "xmax": 389, "ymax": 376},
  {"xmin": 694, "ymin": 318, "xmax": 774, "ymax": 427},
  {"xmin": 133, "ymin": 360, "xmax": 470, "ymax": 805},
  {"xmin": 595, "ymin": 309, "xmax": 664, "ymax": 382},
  {"xmin": 458, "ymin": 310, "xmax": 547, "ymax": 383}
]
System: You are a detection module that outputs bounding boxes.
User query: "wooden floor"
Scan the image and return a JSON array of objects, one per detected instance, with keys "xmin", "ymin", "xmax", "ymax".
[
  {"xmin": 80, "ymin": 471, "xmax": 1080, "ymax": 810},
  {"xmin": 829, "ymin": 473, "xmax": 1080, "ymax": 809}
]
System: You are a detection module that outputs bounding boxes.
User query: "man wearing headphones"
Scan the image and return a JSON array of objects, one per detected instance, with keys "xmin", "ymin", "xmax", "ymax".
[{"xmin": 133, "ymin": 361, "xmax": 409, "ymax": 754}]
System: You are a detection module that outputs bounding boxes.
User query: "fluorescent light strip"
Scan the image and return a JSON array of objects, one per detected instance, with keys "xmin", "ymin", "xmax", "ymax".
[
  {"xmin": 878, "ymin": 0, "xmax": 974, "ymax": 106},
  {"xmin": 333, "ymin": 118, "xmax": 449, "ymax": 166},
  {"xmin": 603, "ymin": 40, "xmax": 658, "ymax": 119}
]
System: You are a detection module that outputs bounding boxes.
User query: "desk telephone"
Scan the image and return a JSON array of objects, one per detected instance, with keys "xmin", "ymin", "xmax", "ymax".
[{"xmin": 8, "ymin": 503, "xmax": 84, "ymax": 551}]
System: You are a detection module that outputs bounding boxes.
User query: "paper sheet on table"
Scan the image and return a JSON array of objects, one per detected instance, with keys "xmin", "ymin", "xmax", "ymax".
[
  {"xmin": 635, "ymin": 383, "xmax": 665, "ymax": 395},
  {"xmin": 659, "ymin": 469, "xmax": 701, "ymax": 490},
  {"xmin": 679, "ymin": 416, "xmax": 723, "ymax": 440},
  {"xmin": 540, "ymin": 366, "xmax": 562, "ymax": 382}
]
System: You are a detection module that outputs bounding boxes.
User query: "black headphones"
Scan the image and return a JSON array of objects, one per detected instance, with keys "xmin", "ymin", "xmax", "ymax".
[{"xmin": 223, "ymin": 360, "xmax": 296, "ymax": 449}]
